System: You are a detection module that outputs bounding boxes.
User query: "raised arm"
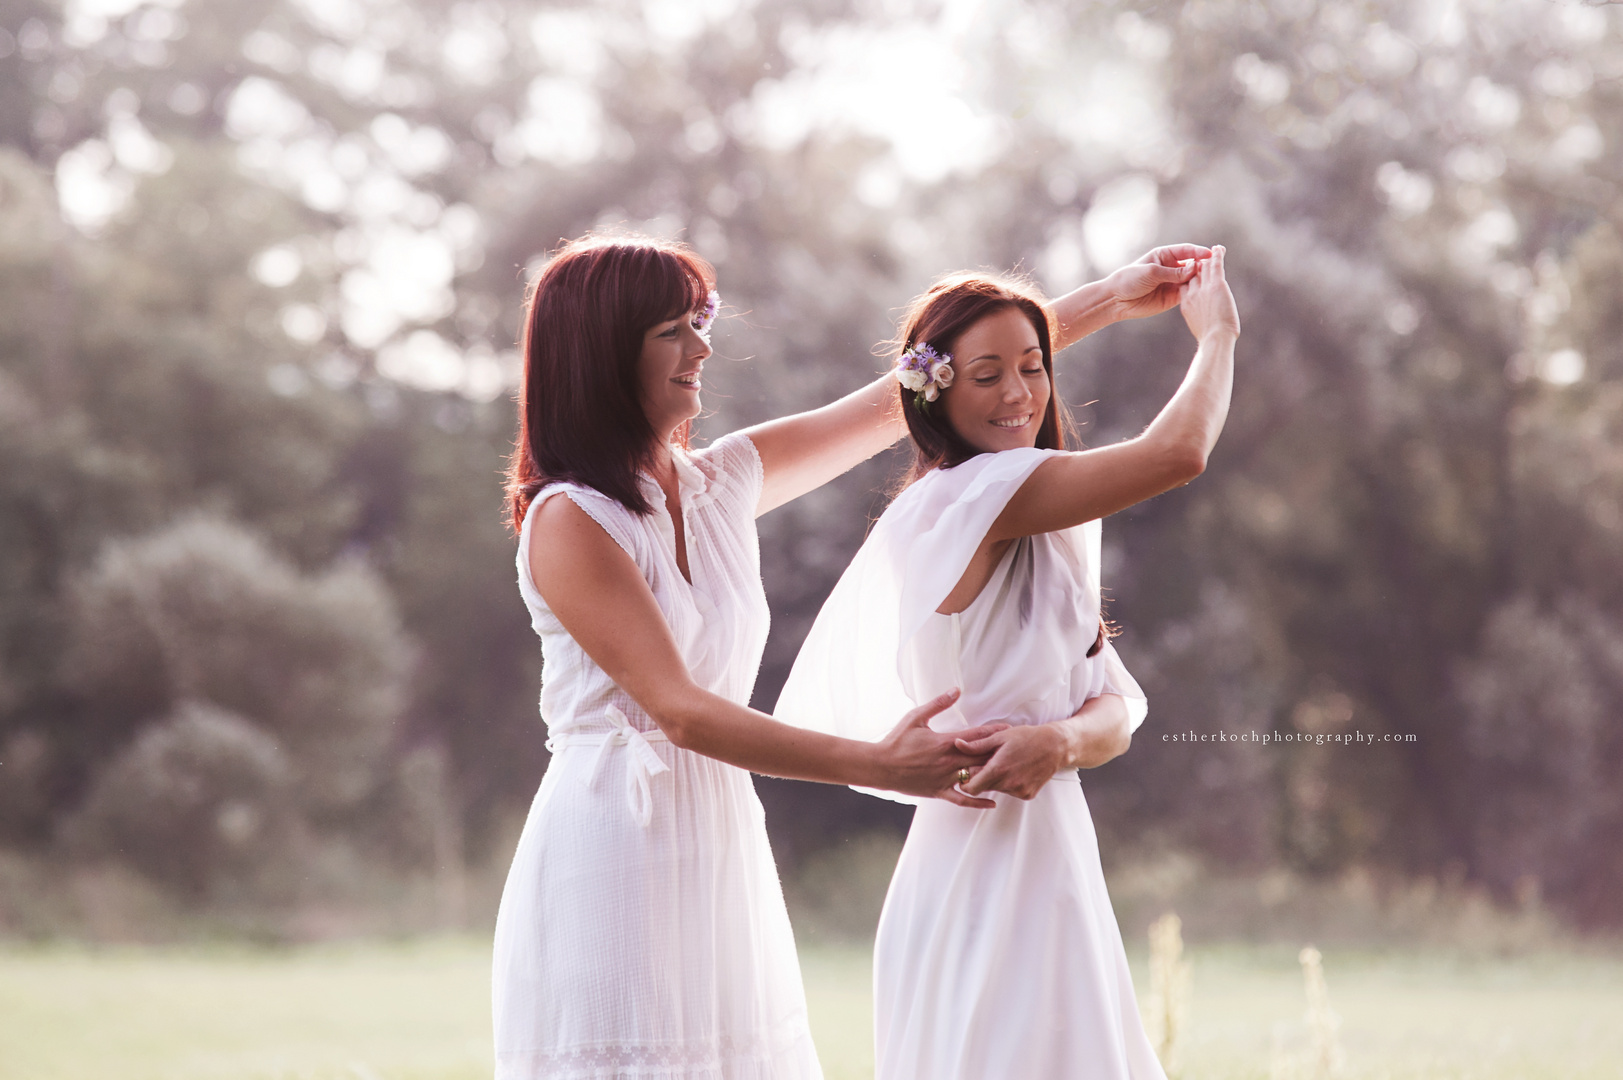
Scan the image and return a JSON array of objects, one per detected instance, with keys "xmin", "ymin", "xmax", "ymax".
[
  {"xmin": 1049, "ymin": 244, "xmax": 1214, "ymax": 351},
  {"xmin": 529, "ymin": 493, "xmax": 1000, "ymax": 807},
  {"xmin": 741, "ymin": 374, "xmax": 904, "ymax": 516},
  {"xmin": 990, "ymin": 245, "xmax": 1241, "ymax": 542},
  {"xmin": 737, "ymin": 243, "xmax": 1215, "ymax": 518}
]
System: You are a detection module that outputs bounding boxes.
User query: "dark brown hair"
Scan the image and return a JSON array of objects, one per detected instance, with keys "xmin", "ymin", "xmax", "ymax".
[
  {"xmin": 892, "ymin": 272, "xmax": 1113, "ymax": 655},
  {"xmin": 505, "ymin": 235, "xmax": 714, "ymax": 530},
  {"xmin": 894, "ymin": 271, "xmax": 1073, "ymax": 478}
]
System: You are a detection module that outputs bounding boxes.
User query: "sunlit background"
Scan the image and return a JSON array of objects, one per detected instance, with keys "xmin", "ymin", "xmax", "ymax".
[{"xmin": 2, "ymin": 0, "xmax": 1622, "ymax": 1076}]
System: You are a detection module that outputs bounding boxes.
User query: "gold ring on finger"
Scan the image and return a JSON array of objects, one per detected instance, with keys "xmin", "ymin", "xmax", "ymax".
[{"xmin": 956, "ymin": 768, "xmax": 971, "ymax": 785}]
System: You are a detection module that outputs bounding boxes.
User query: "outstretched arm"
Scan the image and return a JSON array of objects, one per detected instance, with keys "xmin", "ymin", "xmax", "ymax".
[
  {"xmin": 1050, "ymin": 244, "xmax": 1214, "ymax": 351},
  {"xmin": 529, "ymin": 493, "xmax": 1001, "ymax": 807},
  {"xmin": 741, "ymin": 374, "xmax": 904, "ymax": 516},
  {"xmin": 990, "ymin": 245, "xmax": 1241, "ymax": 541}
]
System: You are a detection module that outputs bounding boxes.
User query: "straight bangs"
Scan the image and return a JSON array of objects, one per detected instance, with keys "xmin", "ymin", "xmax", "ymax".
[{"xmin": 506, "ymin": 236, "xmax": 715, "ymax": 530}]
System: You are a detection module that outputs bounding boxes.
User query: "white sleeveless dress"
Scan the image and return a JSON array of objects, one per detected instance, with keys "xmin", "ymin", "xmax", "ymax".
[
  {"xmin": 775, "ymin": 448, "xmax": 1166, "ymax": 1080},
  {"xmin": 493, "ymin": 432, "xmax": 823, "ymax": 1080}
]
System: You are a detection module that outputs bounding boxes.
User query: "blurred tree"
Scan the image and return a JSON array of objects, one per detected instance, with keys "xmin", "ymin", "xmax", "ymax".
[
  {"xmin": 61, "ymin": 515, "xmax": 409, "ymax": 814},
  {"xmin": 0, "ymin": 0, "xmax": 1618, "ymax": 930},
  {"xmin": 62, "ymin": 700, "xmax": 300, "ymax": 900},
  {"xmin": 1050, "ymin": 0, "xmax": 1623, "ymax": 925}
]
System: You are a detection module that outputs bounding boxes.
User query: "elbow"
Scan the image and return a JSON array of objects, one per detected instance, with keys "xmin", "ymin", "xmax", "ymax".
[
  {"xmin": 644, "ymin": 693, "xmax": 705, "ymax": 751},
  {"xmin": 1142, "ymin": 433, "xmax": 1207, "ymax": 487},
  {"xmin": 1080, "ymin": 710, "xmax": 1133, "ymax": 769},
  {"xmin": 1172, "ymin": 446, "xmax": 1207, "ymax": 485},
  {"xmin": 1110, "ymin": 720, "xmax": 1133, "ymax": 761},
  {"xmin": 652, "ymin": 708, "xmax": 699, "ymax": 752}
]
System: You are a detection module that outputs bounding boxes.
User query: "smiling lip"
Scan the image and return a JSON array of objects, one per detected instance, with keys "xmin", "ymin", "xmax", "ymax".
[
  {"xmin": 672, "ymin": 372, "xmax": 701, "ymax": 388},
  {"xmin": 990, "ymin": 414, "xmax": 1032, "ymax": 429}
]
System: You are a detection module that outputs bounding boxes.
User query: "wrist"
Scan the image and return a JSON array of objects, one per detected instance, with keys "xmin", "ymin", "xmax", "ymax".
[
  {"xmin": 1199, "ymin": 327, "xmax": 1240, "ymax": 348},
  {"xmin": 1101, "ymin": 291, "xmax": 1133, "ymax": 327},
  {"xmin": 851, "ymin": 738, "xmax": 888, "ymax": 790},
  {"xmin": 1052, "ymin": 280, "xmax": 1120, "ymax": 348},
  {"xmin": 1040, "ymin": 722, "xmax": 1074, "ymax": 771}
]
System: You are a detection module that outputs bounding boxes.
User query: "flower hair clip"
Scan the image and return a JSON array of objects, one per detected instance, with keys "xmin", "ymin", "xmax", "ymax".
[
  {"xmin": 692, "ymin": 290, "xmax": 720, "ymax": 343},
  {"xmin": 894, "ymin": 341, "xmax": 954, "ymax": 408}
]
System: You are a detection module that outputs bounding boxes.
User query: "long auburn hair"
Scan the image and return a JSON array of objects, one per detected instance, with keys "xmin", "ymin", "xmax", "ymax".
[
  {"xmin": 505, "ymin": 235, "xmax": 714, "ymax": 530},
  {"xmin": 894, "ymin": 272, "xmax": 1074, "ymax": 478},
  {"xmin": 891, "ymin": 272, "xmax": 1113, "ymax": 655}
]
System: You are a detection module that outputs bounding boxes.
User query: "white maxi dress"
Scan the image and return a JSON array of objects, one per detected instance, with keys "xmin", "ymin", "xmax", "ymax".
[
  {"xmin": 493, "ymin": 432, "xmax": 823, "ymax": 1080},
  {"xmin": 775, "ymin": 447, "xmax": 1166, "ymax": 1080}
]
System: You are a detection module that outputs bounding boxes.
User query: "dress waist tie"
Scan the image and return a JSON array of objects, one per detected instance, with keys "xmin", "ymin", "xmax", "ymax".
[{"xmin": 546, "ymin": 705, "xmax": 671, "ymax": 827}]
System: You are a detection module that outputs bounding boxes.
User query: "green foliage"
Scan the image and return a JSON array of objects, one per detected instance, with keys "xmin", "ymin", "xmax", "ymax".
[
  {"xmin": 0, "ymin": 0, "xmax": 1619, "ymax": 930},
  {"xmin": 1455, "ymin": 597, "xmax": 1623, "ymax": 926},
  {"xmin": 61, "ymin": 515, "xmax": 409, "ymax": 814},
  {"xmin": 62, "ymin": 700, "xmax": 299, "ymax": 899}
]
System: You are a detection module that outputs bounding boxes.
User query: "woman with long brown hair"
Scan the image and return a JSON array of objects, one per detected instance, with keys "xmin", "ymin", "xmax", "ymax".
[
  {"xmin": 776, "ymin": 250, "xmax": 1240, "ymax": 1078},
  {"xmin": 492, "ymin": 232, "xmax": 1210, "ymax": 1079}
]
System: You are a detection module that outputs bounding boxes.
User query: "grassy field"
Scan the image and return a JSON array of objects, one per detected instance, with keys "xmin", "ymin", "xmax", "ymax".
[{"xmin": 2, "ymin": 937, "xmax": 1621, "ymax": 1080}]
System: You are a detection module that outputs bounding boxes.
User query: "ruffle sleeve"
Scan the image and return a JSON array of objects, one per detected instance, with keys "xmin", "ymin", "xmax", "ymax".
[
  {"xmin": 1087, "ymin": 639, "xmax": 1149, "ymax": 734},
  {"xmin": 693, "ymin": 431, "xmax": 765, "ymax": 522}
]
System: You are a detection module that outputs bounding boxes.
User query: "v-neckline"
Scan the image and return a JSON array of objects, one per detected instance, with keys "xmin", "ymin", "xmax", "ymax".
[
  {"xmin": 664, "ymin": 490, "xmax": 694, "ymax": 587},
  {"xmin": 643, "ymin": 452, "xmax": 700, "ymax": 591}
]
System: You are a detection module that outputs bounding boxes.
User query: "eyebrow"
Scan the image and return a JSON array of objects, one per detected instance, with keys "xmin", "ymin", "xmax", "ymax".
[{"xmin": 965, "ymin": 346, "xmax": 1042, "ymax": 364}]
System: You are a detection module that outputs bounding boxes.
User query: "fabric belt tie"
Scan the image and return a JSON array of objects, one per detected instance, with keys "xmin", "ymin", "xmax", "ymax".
[{"xmin": 546, "ymin": 705, "xmax": 671, "ymax": 827}]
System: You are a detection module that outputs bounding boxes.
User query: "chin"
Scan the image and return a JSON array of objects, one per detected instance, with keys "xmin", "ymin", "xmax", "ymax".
[{"xmin": 987, "ymin": 428, "xmax": 1039, "ymax": 452}]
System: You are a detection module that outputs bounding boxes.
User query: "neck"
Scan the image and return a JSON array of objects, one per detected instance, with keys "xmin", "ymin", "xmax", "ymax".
[{"xmin": 645, "ymin": 438, "xmax": 678, "ymax": 486}]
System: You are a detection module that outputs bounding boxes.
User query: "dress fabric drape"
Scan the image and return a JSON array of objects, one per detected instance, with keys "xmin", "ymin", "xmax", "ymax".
[
  {"xmin": 494, "ymin": 433, "xmax": 823, "ymax": 1080},
  {"xmin": 776, "ymin": 448, "xmax": 1166, "ymax": 1080}
]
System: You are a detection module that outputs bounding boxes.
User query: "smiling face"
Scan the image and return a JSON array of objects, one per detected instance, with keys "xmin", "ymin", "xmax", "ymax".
[
  {"xmin": 937, "ymin": 305, "xmax": 1052, "ymax": 455},
  {"xmin": 636, "ymin": 306, "xmax": 713, "ymax": 440}
]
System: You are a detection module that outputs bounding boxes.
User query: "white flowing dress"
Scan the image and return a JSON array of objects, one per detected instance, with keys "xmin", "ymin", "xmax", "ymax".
[
  {"xmin": 775, "ymin": 447, "xmax": 1165, "ymax": 1080},
  {"xmin": 493, "ymin": 433, "xmax": 823, "ymax": 1080}
]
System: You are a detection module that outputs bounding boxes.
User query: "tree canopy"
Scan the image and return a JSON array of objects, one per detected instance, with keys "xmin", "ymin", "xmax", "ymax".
[{"xmin": 1, "ymin": 0, "xmax": 1619, "ymax": 929}]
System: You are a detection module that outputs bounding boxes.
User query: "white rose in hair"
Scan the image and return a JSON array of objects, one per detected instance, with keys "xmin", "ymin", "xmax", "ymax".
[
  {"xmin": 897, "ymin": 368, "xmax": 927, "ymax": 392},
  {"xmin": 931, "ymin": 361, "xmax": 954, "ymax": 389}
]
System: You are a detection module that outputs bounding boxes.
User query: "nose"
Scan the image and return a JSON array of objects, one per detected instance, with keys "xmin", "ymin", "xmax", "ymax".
[{"xmin": 1003, "ymin": 373, "xmax": 1032, "ymax": 403}]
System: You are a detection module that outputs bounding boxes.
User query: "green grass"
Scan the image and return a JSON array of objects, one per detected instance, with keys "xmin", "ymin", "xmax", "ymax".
[{"xmin": 2, "ymin": 938, "xmax": 1620, "ymax": 1080}]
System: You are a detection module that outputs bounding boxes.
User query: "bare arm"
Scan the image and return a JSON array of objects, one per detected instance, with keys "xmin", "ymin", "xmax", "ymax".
[
  {"xmin": 1050, "ymin": 244, "xmax": 1213, "ymax": 351},
  {"xmin": 738, "ymin": 244, "xmax": 1215, "ymax": 517},
  {"xmin": 529, "ymin": 494, "xmax": 1000, "ymax": 806},
  {"xmin": 953, "ymin": 694, "xmax": 1134, "ymax": 801},
  {"xmin": 742, "ymin": 374, "xmax": 904, "ymax": 516},
  {"xmin": 990, "ymin": 246, "xmax": 1241, "ymax": 542}
]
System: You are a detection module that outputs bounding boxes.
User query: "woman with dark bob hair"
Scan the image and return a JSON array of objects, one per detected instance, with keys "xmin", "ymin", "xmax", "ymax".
[{"xmin": 493, "ymin": 233, "xmax": 1211, "ymax": 1079}]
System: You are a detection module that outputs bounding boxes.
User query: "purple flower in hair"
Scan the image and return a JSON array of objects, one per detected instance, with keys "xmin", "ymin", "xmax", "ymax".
[
  {"xmin": 691, "ymin": 290, "xmax": 720, "ymax": 342},
  {"xmin": 894, "ymin": 341, "xmax": 954, "ymax": 407}
]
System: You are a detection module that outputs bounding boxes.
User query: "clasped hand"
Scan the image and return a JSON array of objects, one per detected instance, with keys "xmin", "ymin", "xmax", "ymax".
[
  {"xmin": 1104, "ymin": 243, "xmax": 1241, "ymax": 343},
  {"xmin": 1104, "ymin": 244, "xmax": 1214, "ymax": 321},
  {"xmin": 881, "ymin": 691, "xmax": 1133, "ymax": 807},
  {"xmin": 952, "ymin": 695, "xmax": 1134, "ymax": 803}
]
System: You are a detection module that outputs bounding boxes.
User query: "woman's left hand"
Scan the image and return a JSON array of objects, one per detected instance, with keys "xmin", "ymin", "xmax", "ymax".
[
  {"xmin": 951, "ymin": 725, "xmax": 1068, "ymax": 801},
  {"xmin": 952, "ymin": 696, "xmax": 1133, "ymax": 801},
  {"xmin": 1106, "ymin": 245, "xmax": 1214, "ymax": 322}
]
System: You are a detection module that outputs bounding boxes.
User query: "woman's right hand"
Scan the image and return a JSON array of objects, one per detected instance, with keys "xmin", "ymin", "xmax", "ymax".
[
  {"xmin": 877, "ymin": 689, "xmax": 1006, "ymax": 809},
  {"xmin": 1179, "ymin": 245, "xmax": 1241, "ymax": 343}
]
